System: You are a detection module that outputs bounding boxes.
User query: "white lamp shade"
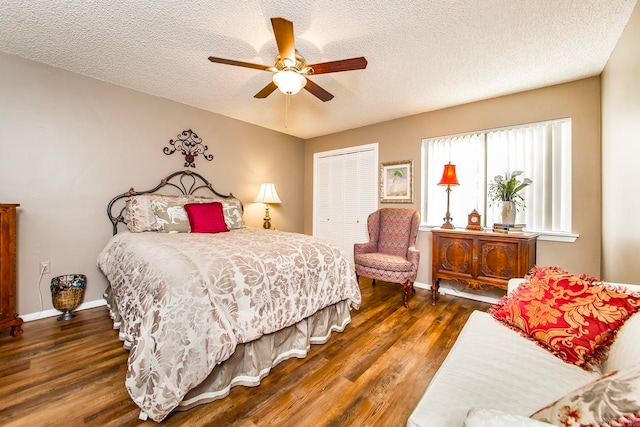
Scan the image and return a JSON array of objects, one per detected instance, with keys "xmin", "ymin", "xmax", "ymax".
[
  {"xmin": 254, "ymin": 183, "xmax": 282, "ymax": 204},
  {"xmin": 272, "ymin": 70, "xmax": 306, "ymax": 95}
]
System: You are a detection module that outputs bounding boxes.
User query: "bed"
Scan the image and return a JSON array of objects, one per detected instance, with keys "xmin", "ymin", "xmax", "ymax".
[{"xmin": 97, "ymin": 170, "xmax": 361, "ymax": 422}]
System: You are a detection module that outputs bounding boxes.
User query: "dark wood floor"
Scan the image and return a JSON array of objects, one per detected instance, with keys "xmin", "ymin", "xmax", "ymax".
[{"xmin": 0, "ymin": 279, "xmax": 490, "ymax": 426}]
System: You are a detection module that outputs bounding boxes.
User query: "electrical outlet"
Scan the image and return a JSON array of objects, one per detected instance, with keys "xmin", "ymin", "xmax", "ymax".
[{"xmin": 39, "ymin": 261, "xmax": 50, "ymax": 274}]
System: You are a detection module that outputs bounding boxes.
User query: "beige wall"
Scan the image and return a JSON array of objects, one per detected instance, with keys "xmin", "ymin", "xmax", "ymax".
[
  {"xmin": 0, "ymin": 52, "xmax": 303, "ymax": 316},
  {"xmin": 601, "ymin": 2, "xmax": 640, "ymax": 282},
  {"xmin": 7, "ymin": 7, "xmax": 633, "ymax": 317},
  {"xmin": 305, "ymin": 78, "xmax": 602, "ymax": 285}
]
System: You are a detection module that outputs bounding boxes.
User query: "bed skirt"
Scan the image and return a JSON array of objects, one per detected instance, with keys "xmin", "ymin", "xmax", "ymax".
[{"xmin": 104, "ymin": 285, "xmax": 352, "ymax": 415}]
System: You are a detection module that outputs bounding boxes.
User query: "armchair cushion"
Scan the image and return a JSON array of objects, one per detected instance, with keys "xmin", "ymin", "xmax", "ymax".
[{"xmin": 354, "ymin": 253, "xmax": 413, "ymax": 272}]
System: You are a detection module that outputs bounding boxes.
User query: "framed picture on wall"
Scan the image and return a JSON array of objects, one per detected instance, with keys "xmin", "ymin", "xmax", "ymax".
[{"xmin": 380, "ymin": 160, "xmax": 414, "ymax": 203}]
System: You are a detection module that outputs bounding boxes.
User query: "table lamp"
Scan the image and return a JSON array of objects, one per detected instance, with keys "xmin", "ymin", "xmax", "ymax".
[
  {"xmin": 438, "ymin": 163, "xmax": 459, "ymax": 229},
  {"xmin": 254, "ymin": 183, "xmax": 281, "ymax": 229}
]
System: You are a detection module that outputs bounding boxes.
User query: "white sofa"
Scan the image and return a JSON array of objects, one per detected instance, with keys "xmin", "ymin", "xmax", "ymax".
[{"xmin": 407, "ymin": 279, "xmax": 640, "ymax": 427}]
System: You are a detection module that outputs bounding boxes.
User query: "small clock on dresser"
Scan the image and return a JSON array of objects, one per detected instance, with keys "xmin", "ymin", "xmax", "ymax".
[{"xmin": 466, "ymin": 209, "xmax": 483, "ymax": 231}]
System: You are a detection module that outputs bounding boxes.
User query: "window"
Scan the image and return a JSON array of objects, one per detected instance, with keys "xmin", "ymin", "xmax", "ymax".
[{"xmin": 422, "ymin": 118, "xmax": 573, "ymax": 239}]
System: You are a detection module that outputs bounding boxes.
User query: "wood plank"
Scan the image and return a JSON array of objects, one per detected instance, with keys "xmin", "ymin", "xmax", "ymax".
[{"xmin": 0, "ymin": 278, "xmax": 490, "ymax": 426}]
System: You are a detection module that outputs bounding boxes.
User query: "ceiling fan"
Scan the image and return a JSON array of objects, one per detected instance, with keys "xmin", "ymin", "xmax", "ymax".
[{"xmin": 208, "ymin": 17, "xmax": 367, "ymax": 102}]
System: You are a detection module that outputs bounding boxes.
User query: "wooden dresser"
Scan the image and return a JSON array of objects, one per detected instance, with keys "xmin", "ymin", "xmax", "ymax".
[
  {"xmin": 431, "ymin": 228, "xmax": 538, "ymax": 304},
  {"xmin": 0, "ymin": 204, "xmax": 23, "ymax": 337}
]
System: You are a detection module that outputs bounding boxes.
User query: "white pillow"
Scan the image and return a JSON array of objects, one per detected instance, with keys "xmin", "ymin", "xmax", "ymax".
[
  {"xmin": 603, "ymin": 311, "xmax": 640, "ymax": 373},
  {"xmin": 464, "ymin": 407, "xmax": 555, "ymax": 427}
]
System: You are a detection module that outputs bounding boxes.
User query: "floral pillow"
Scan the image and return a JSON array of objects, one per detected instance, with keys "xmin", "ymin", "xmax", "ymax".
[
  {"xmin": 125, "ymin": 196, "xmax": 158, "ymax": 232},
  {"xmin": 221, "ymin": 199, "xmax": 244, "ymax": 230},
  {"xmin": 125, "ymin": 194, "xmax": 244, "ymax": 232},
  {"xmin": 531, "ymin": 364, "xmax": 640, "ymax": 426},
  {"xmin": 490, "ymin": 266, "xmax": 640, "ymax": 370},
  {"xmin": 152, "ymin": 199, "xmax": 191, "ymax": 233},
  {"xmin": 125, "ymin": 194, "xmax": 191, "ymax": 232}
]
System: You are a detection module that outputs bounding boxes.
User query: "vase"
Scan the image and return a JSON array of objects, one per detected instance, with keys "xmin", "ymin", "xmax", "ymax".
[
  {"xmin": 501, "ymin": 201, "xmax": 516, "ymax": 225},
  {"xmin": 51, "ymin": 274, "xmax": 86, "ymax": 321}
]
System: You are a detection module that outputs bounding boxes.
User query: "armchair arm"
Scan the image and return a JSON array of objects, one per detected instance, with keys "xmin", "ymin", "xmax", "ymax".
[
  {"xmin": 407, "ymin": 246, "xmax": 420, "ymax": 269},
  {"xmin": 354, "ymin": 241, "xmax": 377, "ymax": 256}
]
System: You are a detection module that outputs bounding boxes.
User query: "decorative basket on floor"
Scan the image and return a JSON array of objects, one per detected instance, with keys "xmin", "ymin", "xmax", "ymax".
[{"xmin": 50, "ymin": 274, "xmax": 86, "ymax": 321}]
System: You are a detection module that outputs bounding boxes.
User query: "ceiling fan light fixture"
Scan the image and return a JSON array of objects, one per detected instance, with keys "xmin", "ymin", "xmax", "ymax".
[
  {"xmin": 209, "ymin": 18, "xmax": 366, "ymax": 102},
  {"xmin": 273, "ymin": 70, "xmax": 306, "ymax": 95}
]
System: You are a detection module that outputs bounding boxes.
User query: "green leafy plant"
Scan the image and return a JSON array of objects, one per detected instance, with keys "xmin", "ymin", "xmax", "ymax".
[{"xmin": 488, "ymin": 171, "xmax": 532, "ymax": 209}]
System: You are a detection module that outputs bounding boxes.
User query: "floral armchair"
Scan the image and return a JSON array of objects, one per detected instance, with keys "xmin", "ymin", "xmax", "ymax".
[{"xmin": 354, "ymin": 208, "xmax": 420, "ymax": 307}]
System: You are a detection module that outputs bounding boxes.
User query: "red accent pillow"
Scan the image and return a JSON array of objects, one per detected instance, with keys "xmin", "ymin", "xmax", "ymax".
[
  {"xmin": 490, "ymin": 266, "xmax": 640, "ymax": 370},
  {"xmin": 183, "ymin": 202, "xmax": 229, "ymax": 233}
]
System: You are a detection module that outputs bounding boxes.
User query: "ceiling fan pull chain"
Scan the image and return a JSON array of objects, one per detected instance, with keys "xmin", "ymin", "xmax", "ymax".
[{"xmin": 285, "ymin": 93, "xmax": 290, "ymax": 128}]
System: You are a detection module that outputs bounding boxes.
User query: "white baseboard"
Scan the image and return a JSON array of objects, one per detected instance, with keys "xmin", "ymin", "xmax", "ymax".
[
  {"xmin": 414, "ymin": 280, "xmax": 502, "ymax": 305},
  {"xmin": 21, "ymin": 299, "xmax": 107, "ymax": 322},
  {"xmin": 21, "ymin": 281, "xmax": 501, "ymax": 321}
]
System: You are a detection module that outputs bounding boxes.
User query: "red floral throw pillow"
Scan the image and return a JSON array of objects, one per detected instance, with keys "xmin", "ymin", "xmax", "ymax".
[
  {"xmin": 183, "ymin": 202, "xmax": 229, "ymax": 233},
  {"xmin": 490, "ymin": 266, "xmax": 640, "ymax": 370}
]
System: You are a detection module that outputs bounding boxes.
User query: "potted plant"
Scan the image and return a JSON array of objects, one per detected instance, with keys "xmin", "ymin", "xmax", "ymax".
[{"xmin": 488, "ymin": 170, "xmax": 532, "ymax": 224}]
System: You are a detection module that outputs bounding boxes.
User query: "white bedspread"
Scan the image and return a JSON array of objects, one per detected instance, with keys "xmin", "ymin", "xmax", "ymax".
[{"xmin": 97, "ymin": 228, "xmax": 361, "ymax": 422}]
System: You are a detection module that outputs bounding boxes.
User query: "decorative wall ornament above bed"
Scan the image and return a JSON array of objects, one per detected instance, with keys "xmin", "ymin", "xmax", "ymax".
[
  {"xmin": 107, "ymin": 170, "xmax": 241, "ymax": 235},
  {"xmin": 163, "ymin": 129, "xmax": 213, "ymax": 168}
]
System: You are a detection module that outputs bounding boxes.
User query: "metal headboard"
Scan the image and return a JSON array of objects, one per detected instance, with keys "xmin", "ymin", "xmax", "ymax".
[{"xmin": 107, "ymin": 170, "xmax": 242, "ymax": 235}]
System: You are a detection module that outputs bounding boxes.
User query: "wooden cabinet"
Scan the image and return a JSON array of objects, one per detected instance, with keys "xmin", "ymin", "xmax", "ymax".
[
  {"xmin": 431, "ymin": 228, "xmax": 537, "ymax": 304},
  {"xmin": 0, "ymin": 204, "xmax": 23, "ymax": 337}
]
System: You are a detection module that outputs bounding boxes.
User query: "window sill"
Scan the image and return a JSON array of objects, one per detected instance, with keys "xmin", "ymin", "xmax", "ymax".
[
  {"xmin": 419, "ymin": 224, "xmax": 578, "ymax": 243},
  {"xmin": 535, "ymin": 231, "xmax": 578, "ymax": 243}
]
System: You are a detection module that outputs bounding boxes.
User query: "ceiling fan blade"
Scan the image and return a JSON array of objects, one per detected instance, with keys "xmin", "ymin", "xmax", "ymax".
[
  {"xmin": 208, "ymin": 56, "xmax": 271, "ymax": 71},
  {"xmin": 254, "ymin": 81, "xmax": 278, "ymax": 99},
  {"xmin": 271, "ymin": 17, "xmax": 295, "ymax": 64},
  {"xmin": 307, "ymin": 57, "xmax": 368, "ymax": 75},
  {"xmin": 304, "ymin": 79, "xmax": 334, "ymax": 102}
]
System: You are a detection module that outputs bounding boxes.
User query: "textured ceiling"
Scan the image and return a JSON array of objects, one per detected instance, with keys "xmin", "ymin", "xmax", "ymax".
[{"xmin": 0, "ymin": 0, "xmax": 637, "ymax": 139}]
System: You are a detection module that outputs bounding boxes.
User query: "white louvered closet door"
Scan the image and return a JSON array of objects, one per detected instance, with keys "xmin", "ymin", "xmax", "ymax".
[
  {"xmin": 315, "ymin": 157, "xmax": 332, "ymax": 244},
  {"xmin": 314, "ymin": 145, "xmax": 378, "ymax": 264}
]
